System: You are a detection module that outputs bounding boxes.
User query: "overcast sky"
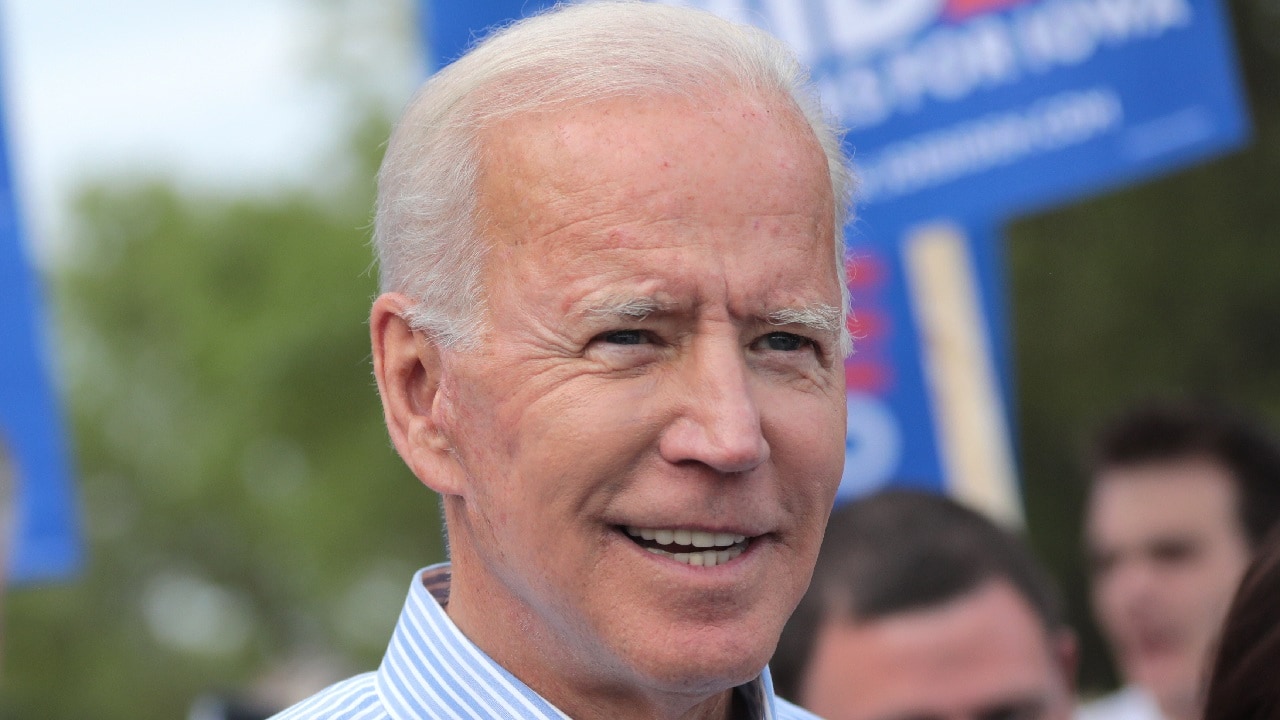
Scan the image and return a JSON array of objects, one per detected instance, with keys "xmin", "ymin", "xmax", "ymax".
[{"xmin": 2, "ymin": 0, "xmax": 420, "ymax": 254}]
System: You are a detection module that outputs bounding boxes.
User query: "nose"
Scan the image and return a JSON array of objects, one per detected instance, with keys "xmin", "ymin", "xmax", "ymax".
[
  {"xmin": 657, "ymin": 336, "xmax": 770, "ymax": 474},
  {"xmin": 1101, "ymin": 557, "xmax": 1159, "ymax": 619}
]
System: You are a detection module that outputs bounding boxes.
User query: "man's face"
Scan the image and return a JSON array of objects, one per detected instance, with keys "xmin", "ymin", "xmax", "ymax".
[
  {"xmin": 799, "ymin": 580, "xmax": 1076, "ymax": 720},
  {"xmin": 429, "ymin": 92, "xmax": 846, "ymax": 700},
  {"xmin": 1086, "ymin": 458, "xmax": 1252, "ymax": 712}
]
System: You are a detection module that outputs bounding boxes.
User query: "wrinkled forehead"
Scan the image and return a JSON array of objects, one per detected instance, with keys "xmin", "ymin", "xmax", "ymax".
[
  {"xmin": 472, "ymin": 90, "xmax": 831, "ymax": 229},
  {"xmin": 467, "ymin": 90, "xmax": 840, "ymax": 321},
  {"xmin": 469, "ymin": 81, "xmax": 821, "ymax": 164}
]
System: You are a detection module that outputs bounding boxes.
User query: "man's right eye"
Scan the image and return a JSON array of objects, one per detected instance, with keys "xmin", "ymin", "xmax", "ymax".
[
  {"xmin": 1088, "ymin": 550, "xmax": 1117, "ymax": 577},
  {"xmin": 1149, "ymin": 538, "xmax": 1198, "ymax": 566},
  {"xmin": 597, "ymin": 330, "xmax": 649, "ymax": 345}
]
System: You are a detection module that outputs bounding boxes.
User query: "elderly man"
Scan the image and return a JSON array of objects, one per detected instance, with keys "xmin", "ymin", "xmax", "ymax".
[
  {"xmin": 274, "ymin": 2, "xmax": 852, "ymax": 719},
  {"xmin": 1079, "ymin": 400, "xmax": 1280, "ymax": 720},
  {"xmin": 772, "ymin": 490, "xmax": 1077, "ymax": 720}
]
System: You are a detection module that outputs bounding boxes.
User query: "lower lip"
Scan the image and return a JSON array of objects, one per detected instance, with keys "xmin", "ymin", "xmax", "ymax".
[{"xmin": 1130, "ymin": 635, "xmax": 1179, "ymax": 659}]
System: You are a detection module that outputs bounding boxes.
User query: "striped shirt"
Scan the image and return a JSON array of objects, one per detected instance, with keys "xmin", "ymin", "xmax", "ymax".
[{"xmin": 272, "ymin": 563, "xmax": 821, "ymax": 720}]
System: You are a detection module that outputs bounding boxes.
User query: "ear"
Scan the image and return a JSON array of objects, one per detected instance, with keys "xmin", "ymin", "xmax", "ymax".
[
  {"xmin": 370, "ymin": 293, "xmax": 467, "ymax": 496},
  {"xmin": 1053, "ymin": 628, "xmax": 1080, "ymax": 696}
]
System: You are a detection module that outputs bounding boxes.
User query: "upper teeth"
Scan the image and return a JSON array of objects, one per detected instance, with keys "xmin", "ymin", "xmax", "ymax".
[{"xmin": 625, "ymin": 527, "xmax": 747, "ymax": 548}]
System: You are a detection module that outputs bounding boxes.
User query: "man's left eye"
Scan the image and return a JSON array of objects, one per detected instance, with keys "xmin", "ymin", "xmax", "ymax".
[
  {"xmin": 598, "ymin": 329, "xmax": 650, "ymax": 345},
  {"xmin": 758, "ymin": 332, "xmax": 811, "ymax": 352}
]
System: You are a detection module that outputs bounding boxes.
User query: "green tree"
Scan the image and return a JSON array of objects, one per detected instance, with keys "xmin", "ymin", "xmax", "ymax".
[
  {"xmin": 1009, "ymin": 0, "xmax": 1280, "ymax": 693},
  {"xmin": 3, "ymin": 114, "xmax": 445, "ymax": 717}
]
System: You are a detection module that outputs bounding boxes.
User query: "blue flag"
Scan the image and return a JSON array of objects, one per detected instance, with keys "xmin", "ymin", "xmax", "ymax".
[{"xmin": 0, "ymin": 48, "xmax": 81, "ymax": 583}]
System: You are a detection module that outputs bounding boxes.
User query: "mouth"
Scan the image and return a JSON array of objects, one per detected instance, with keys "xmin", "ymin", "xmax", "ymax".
[
  {"xmin": 1131, "ymin": 631, "xmax": 1179, "ymax": 657},
  {"xmin": 619, "ymin": 526, "xmax": 753, "ymax": 567}
]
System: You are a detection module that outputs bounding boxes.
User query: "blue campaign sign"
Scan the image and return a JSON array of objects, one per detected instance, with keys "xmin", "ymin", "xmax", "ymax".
[
  {"xmin": 752, "ymin": 0, "xmax": 1252, "ymax": 222},
  {"xmin": 0, "ymin": 66, "xmax": 81, "ymax": 582},
  {"xmin": 838, "ymin": 215, "xmax": 1021, "ymax": 521},
  {"xmin": 670, "ymin": 0, "xmax": 1250, "ymax": 516},
  {"xmin": 429, "ymin": 0, "xmax": 1249, "ymax": 219},
  {"xmin": 418, "ymin": 0, "xmax": 1248, "ymax": 519}
]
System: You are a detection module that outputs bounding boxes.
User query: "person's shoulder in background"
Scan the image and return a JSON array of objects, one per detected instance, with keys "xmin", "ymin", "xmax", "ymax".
[{"xmin": 1076, "ymin": 686, "xmax": 1165, "ymax": 720}]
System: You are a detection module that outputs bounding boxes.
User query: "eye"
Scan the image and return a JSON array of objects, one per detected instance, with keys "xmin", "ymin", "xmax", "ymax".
[
  {"xmin": 757, "ymin": 332, "xmax": 813, "ymax": 352},
  {"xmin": 1087, "ymin": 549, "xmax": 1117, "ymax": 577},
  {"xmin": 596, "ymin": 329, "xmax": 651, "ymax": 345},
  {"xmin": 1150, "ymin": 538, "xmax": 1198, "ymax": 566},
  {"xmin": 979, "ymin": 700, "xmax": 1047, "ymax": 720},
  {"xmin": 585, "ymin": 328, "xmax": 664, "ymax": 370}
]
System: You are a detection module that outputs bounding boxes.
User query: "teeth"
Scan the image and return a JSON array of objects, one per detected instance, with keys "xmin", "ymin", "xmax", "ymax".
[
  {"xmin": 626, "ymin": 526, "xmax": 748, "ymax": 549},
  {"xmin": 644, "ymin": 545, "xmax": 746, "ymax": 567}
]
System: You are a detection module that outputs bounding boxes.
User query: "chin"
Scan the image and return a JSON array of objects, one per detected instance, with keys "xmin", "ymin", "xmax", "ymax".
[{"xmin": 1131, "ymin": 660, "xmax": 1197, "ymax": 704}]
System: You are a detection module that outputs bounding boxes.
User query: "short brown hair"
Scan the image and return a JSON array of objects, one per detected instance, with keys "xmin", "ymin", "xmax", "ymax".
[
  {"xmin": 771, "ymin": 490, "xmax": 1064, "ymax": 702},
  {"xmin": 1090, "ymin": 399, "xmax": 1280, "ymax": 548}
]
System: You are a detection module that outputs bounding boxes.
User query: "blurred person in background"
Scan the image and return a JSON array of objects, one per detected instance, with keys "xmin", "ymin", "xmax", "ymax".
[
  {"xmin": 771, "ymin": 489, "xmax": 1077, "ymax": 720},
  {"xmin": 273, "ymin": 1, "xmax": 853, "ymax": 719},
  {"xmin": 1080, "ymin": 400, "xmax": 1280, "ymax": 720},
  {"xmin": 1201, "ymin": 526, "xmax": 1280, "ymax": 720}
]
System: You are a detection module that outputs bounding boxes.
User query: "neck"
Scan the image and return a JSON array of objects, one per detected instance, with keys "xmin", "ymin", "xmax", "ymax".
[
  {"xmin": 1153, "ymin": 688, "xmax": 1201, "ymax": 720},
  {"xmin": 538, "ymin": 683, "xmax": 736, "ymax": 720}
]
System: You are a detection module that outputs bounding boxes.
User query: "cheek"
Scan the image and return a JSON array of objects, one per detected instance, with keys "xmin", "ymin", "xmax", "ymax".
[
  {"xmin": 1196, "ymin": 569, "xmax": 1243, "ymax": 622},
  {"xmin": 1091, "ymin": 579, "xmax": 1128, "ymax": 630},
  {"xmin": 770, "ymin": 395, "xmax": 846, "ymax": 477},
  {"xmin": 767, "ymin": 399, "xmax": 845, "ymax": 548},
  {"xmin": 438, "ymin": 366, "xmax": 535, "ymax": 514}
]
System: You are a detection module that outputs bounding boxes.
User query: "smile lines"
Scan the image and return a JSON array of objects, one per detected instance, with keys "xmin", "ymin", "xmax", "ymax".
[{"xmin": 624, "ymin": 526, "xmax": 751, "ymax": 567}]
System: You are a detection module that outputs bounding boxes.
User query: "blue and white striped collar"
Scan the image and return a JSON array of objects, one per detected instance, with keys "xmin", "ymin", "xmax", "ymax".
[{"xmin": 375, "ymin": 563, "xmax": 783, "ymax": 720}]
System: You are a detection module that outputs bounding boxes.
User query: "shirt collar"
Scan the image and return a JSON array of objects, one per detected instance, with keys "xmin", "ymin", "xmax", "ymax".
[{"xmin": 376, "ymin": 563, "xmax": 779, "ymax": 720}]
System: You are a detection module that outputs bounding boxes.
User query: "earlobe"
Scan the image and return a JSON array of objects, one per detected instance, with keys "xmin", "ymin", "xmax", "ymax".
[
  {"xmin": 1055, "ymin": 628, "xmax": 1080, "ymax": 695},
  {"xmin": 370, "ymin": 293, "xmax": 466, "ymax": 496}
]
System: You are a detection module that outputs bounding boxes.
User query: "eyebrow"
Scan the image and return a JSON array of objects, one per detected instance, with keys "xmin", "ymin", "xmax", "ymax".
[
  {"xmin": 583, "ymin": 296, "xmax": 672, "ymax": 321},
  {"xmin": 583, "ymin": 296, "xmax": 844, "ymax": 333},
  {"xmin": 872, "ymin": 696, "xmax": 1047, "ymax": 720},
  {"xmin": 975, "ymin": 696, "xmax": 1048, "ymax": 720},
  {"xmin": 767, "ymin": 304, "xmax": 844, "ymax": 333}
]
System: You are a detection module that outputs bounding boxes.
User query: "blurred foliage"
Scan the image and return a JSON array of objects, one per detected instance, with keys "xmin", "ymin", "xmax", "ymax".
[
  {"xmin": 2, "ymin": 0, "xmax": 1278, "ymax": 716},
  {"xmin": 1010, "ymin": 0, "xmax": 1280, "ymax": 695},
  {"xmin": 2, "ymin": 112, "xmax": 442, "ymax": 720},
  {"xmin": 1, "ymin": 1, "xmax": 441, "ymax": 717}
]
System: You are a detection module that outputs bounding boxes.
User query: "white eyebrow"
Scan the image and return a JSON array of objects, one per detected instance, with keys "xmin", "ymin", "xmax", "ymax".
[
  {"xmin": 583, "ymin": 296, "xmax": 671, "ymax": 321},
  {"xmin": 584, "ymin": 297, "xmax": 845, "ymax": 335},
  {"xmin": 767, "ymin": 304, "xmax": 844, "ymax": 334}
]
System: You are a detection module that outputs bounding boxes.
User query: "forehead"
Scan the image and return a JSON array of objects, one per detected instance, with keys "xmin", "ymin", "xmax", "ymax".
[
  {"xmin": 803, "ymin": 581, "xmax": 1061, "ymax": 719},
  {"xmin": 1087, "ymin": 458, "xmax": 1243, "ymax": 545},
  {"xmin": 478, "ymin": 89, "xmax": 826, "ymax": 201},
  {"xmin": 471, "ymin": 93, "xmax": 838, "ymax": 314}
]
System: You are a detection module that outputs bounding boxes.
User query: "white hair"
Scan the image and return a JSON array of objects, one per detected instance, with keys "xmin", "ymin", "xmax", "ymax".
[{"xmin": 374, "ymin": 0, "xmax": 856, "ymax": 352}]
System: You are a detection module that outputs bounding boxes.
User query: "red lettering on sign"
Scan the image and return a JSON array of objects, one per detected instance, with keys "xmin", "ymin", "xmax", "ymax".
[
  {"xmin": 845, "ymin": 362, "xmax": 891, "ymax": 393},
  {"xmin": 944, "ymin": 0, "xmax": 1032, "ymax": 21},
  {"xmin": 847, "ymin": 310, "xmax": 887, "ymax": 342},
  {"xmin": 846, "ymin": 253, "xmax": 885, "ymax": 289}
]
